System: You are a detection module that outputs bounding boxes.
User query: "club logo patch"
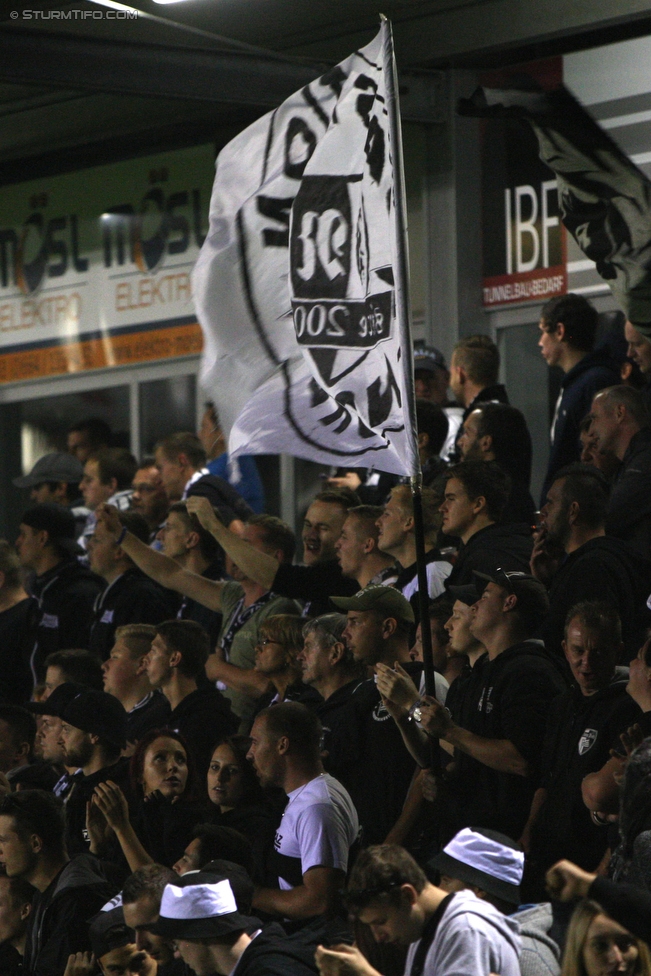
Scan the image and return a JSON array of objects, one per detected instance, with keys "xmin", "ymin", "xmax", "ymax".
[{"xmin": 578, "ymin": 728, "xmax": 598, "ymax": 755}]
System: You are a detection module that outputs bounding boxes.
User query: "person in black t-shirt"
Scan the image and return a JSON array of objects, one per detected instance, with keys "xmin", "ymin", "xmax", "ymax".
[
  {"xmin": 418, "ymin": 570, "xmax": 566, "ymax": 841},
  {"xmin": 101, "ymin": 624, "xmax": 171, "ymax": 747},
  {"xmin": 186, "ymin": 489, "xmax": 359, "ymax": 618},
  {"xmin": 144, "ymin": 620, "xmax": 237, "ymax": 778},
  {"xmin": 0, "ymin": 874, "xmax": 35, "ymax": 976},
  {"xmin": 159, "ymin": 502, "xmax": 223, "ymax": 646},
  {"xmin": 522, "ymin": 602, "xmax": 640, "ymax": 899},
  {"xmin": 441, "ymin": 463, "xmax": 533, "ymax": 589},
  {"xmin": 330, "ymin": 586, "xmax": 421, "ymax": 846},
  {"xmin": 532, "ymin": 463, "xmax": 651, "ymax": 661},
  {"xmin": 87, "ymin": 511, "xmax": 176, "ymax": 661},
  {"xmin": 15, "ymin": 503, "xmax": 103, "ymax": 682},
  {"xmin": 297, "ymin": 613, "xmax": 364, "ymax": 782},
  {"xmin": 0, "ymin": 541, "xmax": 38, "ymax": 705}
]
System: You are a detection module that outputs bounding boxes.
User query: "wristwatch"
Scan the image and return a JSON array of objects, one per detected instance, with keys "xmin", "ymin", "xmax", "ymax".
[{"xmin": 408, "ymin": 700, "xmax": 423, "ymax": 723}]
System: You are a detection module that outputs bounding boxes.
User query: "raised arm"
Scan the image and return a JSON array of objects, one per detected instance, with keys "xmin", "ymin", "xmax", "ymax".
[
  {"xmin": 186, "ymin": 495, "xmax": 279, "ymax": 590},
  {"xmin": 96, "ymin": 505, "xmax": 224, "ymax": 612}
]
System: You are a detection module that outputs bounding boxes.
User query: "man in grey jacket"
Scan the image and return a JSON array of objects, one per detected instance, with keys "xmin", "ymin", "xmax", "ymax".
[
  {"xmin": 430, "ymin": 827, "xmax": 561, "ymax": 976},
  {"xmin": 315, "ymin": 844, "xmax": 520, "ymax": 976}
]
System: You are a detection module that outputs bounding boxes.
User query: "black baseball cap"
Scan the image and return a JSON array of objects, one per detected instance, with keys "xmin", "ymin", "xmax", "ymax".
[
  {"xmin": 447, "ymin": 584, "xmax": 480, "ymax": 607},
  {"xmin": 414, "ymin": 343, "xmax": 448, "ymax": 374},
  {"xmin": 89, "ymin": 907, "xmax": 134, "ymax": 960},
  {"xmin": 13, "ymin": 452, "xmax": 83, "ymax": 489},
  {"xmin": 26, "ymin": 682, "xmax": 85, "ymax": 717},
  {"xmin": 59, "ymin": 689, "xmax": 128, "ymax": 750},
  {"xmin": 473, "ymin": 569, "xmax": 549, "ymax": 624},
  {"xmin": 20, "ymin": 503, "xmax": 83, "ymax": 556}
]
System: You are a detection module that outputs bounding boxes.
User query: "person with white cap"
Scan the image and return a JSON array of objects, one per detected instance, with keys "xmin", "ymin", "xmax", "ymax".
[
  {"xmin": 153, "ymin": 871, "xmax": 318, "ymax": 975},
  {"xmin": 315, "ymin": 843, "xmax": 520, "ymax": 976},
  {"xmin": 431, "ymin": 827, "xmax": 561, "ymax": 976}
]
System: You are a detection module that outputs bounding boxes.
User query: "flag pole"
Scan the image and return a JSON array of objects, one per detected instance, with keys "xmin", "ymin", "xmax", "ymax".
[{"xmin": 381, "ymin": 15, "xmax": 436, "ymax": 701}]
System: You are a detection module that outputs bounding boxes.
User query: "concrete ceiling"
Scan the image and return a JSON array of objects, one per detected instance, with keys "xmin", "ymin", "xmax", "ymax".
[{"xmin": 1, "ymin": 0, "xmax": 651, "ymax": 182}]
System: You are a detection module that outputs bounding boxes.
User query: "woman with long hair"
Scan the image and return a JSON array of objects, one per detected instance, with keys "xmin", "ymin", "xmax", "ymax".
[
  {"xmin": 562, "ymin": 899, "xmax": 651, "ymax": 976},
  {"xmin": 89, "ymin": 728, "xmax": 202, "ymax": 872},
  {"xmin": 206, "ymin": 734, "xmax": 280, "ymax": 881}
]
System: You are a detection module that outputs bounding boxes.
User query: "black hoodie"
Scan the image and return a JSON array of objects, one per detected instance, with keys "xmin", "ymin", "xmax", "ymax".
[
  {"xmin": 463, "ymin": 640, "xmax": 567, "ymax": 839},
  {"xmin": 530, "ymin": 668, "xmax": 641, "ymax": 872},
  {"xmin": 234, "ymin": 923, "xmax": 318, "ymax": 975},
  {"xmin": 24, "ymin": 854, "xmax": 117, "ymax": 976},
  {"xmin": 30, "ymin": 558, "xmax": 104, "ymax": 680},
  {"xmin": 445, "ymin": 522, "xmax": 533, "ymax": 588},
  {"xmin": 541, "ymin": 536, "xmax": 651, "ymax": 662}
]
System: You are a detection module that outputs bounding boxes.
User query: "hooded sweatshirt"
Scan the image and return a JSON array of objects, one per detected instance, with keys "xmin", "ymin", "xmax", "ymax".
[
  {"xmin": 405, "ymin": 890, "xmax": 521, "ymax": 976},
  {"xmin": 541, "ymin": 536, "xmax": 651, "ymax": 661},
  {"xmin": 24, "ymin": 853, "xmax": 118, "ymax": 976},
  {"xmin": 445, "ymin": 523, "xmax": 533, "ymax": 588},
  {"xmin": 511, "ymin": 903, "xmax": 561, "ymax": 976}
]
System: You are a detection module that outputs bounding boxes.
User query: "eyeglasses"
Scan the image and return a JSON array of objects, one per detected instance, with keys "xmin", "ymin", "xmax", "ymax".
[{"xmin": 256, "ymin": 638, "xmax": 281, "ymax": 648}]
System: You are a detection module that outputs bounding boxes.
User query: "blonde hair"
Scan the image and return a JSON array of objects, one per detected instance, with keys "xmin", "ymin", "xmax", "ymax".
[
  {"xmin": 562, "ymin": 900, "xmax": 651, "ymax": 976},
  {"xmin": 390, "ymin": 484, "xmax": 443, "ymax": 540}
]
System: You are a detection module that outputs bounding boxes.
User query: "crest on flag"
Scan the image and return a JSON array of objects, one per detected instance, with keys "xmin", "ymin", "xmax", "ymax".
[{"xmin": 193, "ymin": 22, "xmax": 418, "ymax": 476}]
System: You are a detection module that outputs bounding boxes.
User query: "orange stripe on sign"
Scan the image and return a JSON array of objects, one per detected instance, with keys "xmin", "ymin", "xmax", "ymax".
[{"xmin": 0, "ymin": 323, "xmax": 204, "ymax": 384}]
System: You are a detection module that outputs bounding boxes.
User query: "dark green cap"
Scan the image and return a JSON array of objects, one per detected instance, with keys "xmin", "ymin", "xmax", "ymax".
[{"xmin": 331, "ymin": 585, "xmax": 415, "ymax": 623}]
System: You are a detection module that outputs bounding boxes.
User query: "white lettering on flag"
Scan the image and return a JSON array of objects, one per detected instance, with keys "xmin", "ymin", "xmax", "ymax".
[{"xmin": 193, "ymin": 23, "xmax": 417, "ymax": 475}]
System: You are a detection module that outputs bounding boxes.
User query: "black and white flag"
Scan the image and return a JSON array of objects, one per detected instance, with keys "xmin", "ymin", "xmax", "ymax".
[
  {"xmin": 193, "ymin": 22, "xmax": 419, "ymax": 475},
  {"xmin": 459, "ymin": 84, "xmax": 651, "ymax": 334}
]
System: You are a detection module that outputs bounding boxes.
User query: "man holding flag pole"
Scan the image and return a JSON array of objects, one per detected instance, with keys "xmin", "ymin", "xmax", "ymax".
[{"xmin": 191, "ymin": 16, "xmax": 439, "ymax": 701}]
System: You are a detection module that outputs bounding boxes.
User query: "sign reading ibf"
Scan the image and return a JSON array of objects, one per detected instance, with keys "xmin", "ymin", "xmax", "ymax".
[{"xmin": 481, "ymin": 56, "xmax": 567, "ymax": 307}]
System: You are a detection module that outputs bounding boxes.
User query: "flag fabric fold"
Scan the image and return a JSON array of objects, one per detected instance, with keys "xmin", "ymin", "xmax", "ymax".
[
  {"xmin": 193, "ymin": 22, "xmax": 419, "ymax": 476},
  {"xmin": 459, "ymin": 84, "xmax": 651, "ymax": 334}
]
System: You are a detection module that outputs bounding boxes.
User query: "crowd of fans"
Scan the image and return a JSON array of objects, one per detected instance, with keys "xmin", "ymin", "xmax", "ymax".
[{"xmin": 2, "ymin": 298, "xmax": 651, "ymax": 975}]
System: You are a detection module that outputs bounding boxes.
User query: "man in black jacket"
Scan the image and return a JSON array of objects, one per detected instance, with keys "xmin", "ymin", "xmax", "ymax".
[
  {"xmin": 521, "ymin": 602, "xmax": 640, "ymax": 899},
  {"xmin": 441, "ymin": 462, "xmax": 533, "ymax": 588},
  {"xmin": 538, "ymin": 294, "xmax": 620, "ymax": 501},
  {"xmin": 589, "ymin": 385, "xmax": 651, "ymax": 556},
  {"xmin": 144, "ymin": 619, "xmax": 238, "ymax": 777},
  {"xmin": 87, "ymin": 510, "xmax": 176, "ymax": 660},
  {"xmin": 419, "ymin": 570, "xmax": 566, "ymax": 840},
  {"xmin": 450, "ymin": 334, "xmax": 509, "ymax": 425},
  {"xmin": 532, "ymin": 463, "xmax": 651, "ymax": 660},
  {"xmin": 15, "ymin": 503, "xmax": 103, "ymax": 682},
  {"xmin": 0, "ymin": 789, "xmax": 117, "ymax": 976},
  {"xmin": 56, "ymin": 688, "xmax": 129, "ymax": 856}
]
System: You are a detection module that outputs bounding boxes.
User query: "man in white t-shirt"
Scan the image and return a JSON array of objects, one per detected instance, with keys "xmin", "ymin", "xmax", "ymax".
[{"xmin": 247, "ymin": 701, "xmax": 359, "ymax": 922}]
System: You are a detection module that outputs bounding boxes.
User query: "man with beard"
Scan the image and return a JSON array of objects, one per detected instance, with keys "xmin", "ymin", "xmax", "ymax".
[
  {"xmin": 457, "ymin": 402, "xmax": 536, "ymax": 526},
  {"xmin": 56, "ymin": 688, "xmax": 129, "ymax": 855},
  {"xmin": 531, "ymin": 463, "xmax": 651, "ymax": 660}
]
